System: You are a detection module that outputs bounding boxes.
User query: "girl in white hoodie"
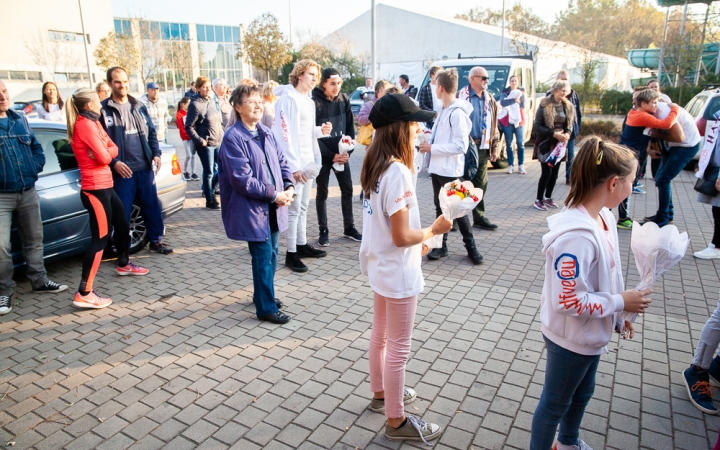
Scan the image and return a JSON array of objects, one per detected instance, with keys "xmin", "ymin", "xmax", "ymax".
[{"xmin": 530, "ymin": 137, "xmax": 652, "ymax": 450}]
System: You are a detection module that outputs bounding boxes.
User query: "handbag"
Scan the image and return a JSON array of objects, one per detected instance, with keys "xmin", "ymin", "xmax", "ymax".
[
  {"xmin": 357, "ymin": 124, "xmax": 373, "ymax": 146},
  {"xmin": 695, "ymin": 165, "xmax": 720, "ymax": 196}
]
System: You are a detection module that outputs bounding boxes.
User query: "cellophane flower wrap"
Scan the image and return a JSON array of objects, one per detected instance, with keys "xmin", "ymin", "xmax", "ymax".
[
  {"xmin": 619, "ymin": 221, "xmax": 689, "ymax": 323},
  {"xmin": 545, "ymin": 141, "xmax": 567, "ymax": 167},
  {"xmin": 425, "ymin": 180, "xmax": 483, "ymax": 248},
  {"xmin": 303, "ymin": 161, "xmax": 320, "ymax": 180},
  {"xmin": 333, "ymin": 135, "xmax": 355, "ymax": 172}
]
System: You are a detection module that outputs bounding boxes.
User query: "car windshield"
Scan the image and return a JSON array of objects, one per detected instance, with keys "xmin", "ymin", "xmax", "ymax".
[
  {"xmin": 419, "ymin": 65, "xmax": 510, "ymax": 100},
  {"xmin": 350, "ymin": 90, "xmax": 363, "ymax": 100}
]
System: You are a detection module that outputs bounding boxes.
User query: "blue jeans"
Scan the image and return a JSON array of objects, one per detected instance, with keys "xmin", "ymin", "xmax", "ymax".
[
  {"xmin": 564, "ymin": 137, "xmax": 576, "ymax": 181},
  {"xmin": 530, "ymin": 335, "xmax": 600, "ymax": 450},
  {"xmin": 197, "ymin": 146, "xmax": 217, "ymax": 204},
  {"xmin": 113, "ymin": 168, "xmax": 165, "ymax": 243},
  {"xmin": 654, "ymin": 142, "xmax": 701, "ymax": 224},
  {"xmin": 247, "ymin": 229, "xmax": 280, "ymax": 317},
  {"xmin": 501, "ymin": 123, "xmax": 524, "ymax": 166}
]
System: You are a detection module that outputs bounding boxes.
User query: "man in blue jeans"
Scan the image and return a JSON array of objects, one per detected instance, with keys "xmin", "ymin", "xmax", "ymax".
[
  {"xmin": 100, "ymin": 67, "xmax": 173, "ymax": 254},
  {"xmin": 0, "ymin": 80, "xmax": 68, "ymax": 315}
]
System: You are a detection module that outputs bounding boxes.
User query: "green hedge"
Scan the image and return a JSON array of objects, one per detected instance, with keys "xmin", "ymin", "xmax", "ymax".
[{"xmin": 599, "ymin": 90, "xmax": 633, "ymax": 115}]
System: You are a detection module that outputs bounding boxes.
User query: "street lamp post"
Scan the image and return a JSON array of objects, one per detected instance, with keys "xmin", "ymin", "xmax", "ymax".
[
  {"xmin": 78, "ymin": 0, "xmax": 93, "ymax": 88},
  {"xmin": 371, "ymin": 0, "xmax": 377, "ymax": 82}
]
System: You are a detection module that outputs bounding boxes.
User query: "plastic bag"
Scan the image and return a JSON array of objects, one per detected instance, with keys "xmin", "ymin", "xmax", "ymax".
[
  {"xmin": 619, "ymin": 221, "xmax": 689, "ymax": 323},
  {"xmin": 416, "ymin": 131, "xmax": 431, "ymax": 173},
  {"xmin": 334, "ymin": 135, "xmax": 355, "ymax": 172},
  {"xmin": 303, "ymin": 161, "xmax": 320, "ymax": 180},
  {"xmin": 545, "ymin": 141, "xmax": 567, "ymax": 167},
  {"xmin": 425, "ymin": 180, "xmax": 483, "ymax": 248}
]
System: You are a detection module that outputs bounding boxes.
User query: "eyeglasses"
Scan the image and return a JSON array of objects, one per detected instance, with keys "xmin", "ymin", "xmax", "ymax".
[
  {"xmin": 471, "ymin": 76, "xmax": 490, "ymax": 81},
  {"xmin": 241, "ymin": 101, "xmax": 263, "ymax": 106}
]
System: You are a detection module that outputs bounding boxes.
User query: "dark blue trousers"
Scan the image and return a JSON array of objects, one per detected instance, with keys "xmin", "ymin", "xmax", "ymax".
[{"xmin": 113, "ymin": 168, "xmax": 165, "ymax": 243}]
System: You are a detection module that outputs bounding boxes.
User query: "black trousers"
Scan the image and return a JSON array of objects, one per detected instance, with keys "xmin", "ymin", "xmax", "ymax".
[
  {"xmin": 79, "ymin": 188, "xmax": 129, "ymax": 293},
  {"xmin": 537, "ymin": 162, "xmax": 561, "ymax": 201},
  {"xmin": 315, "ymin": 162, "xmax": 354, "ymax": 230},
  {"xmin": 431, "ymin": 174, "xmax": 476, "ymax": 250},
  {"xmin": 713, "ymin": 206, "xmax": 720, "ymax": 247}
]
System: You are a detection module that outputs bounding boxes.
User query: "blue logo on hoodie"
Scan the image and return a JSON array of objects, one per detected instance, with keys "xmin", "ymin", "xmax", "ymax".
[{"xmin": 554, "ymin": 253, "xmax": 579, "ymax": 280}]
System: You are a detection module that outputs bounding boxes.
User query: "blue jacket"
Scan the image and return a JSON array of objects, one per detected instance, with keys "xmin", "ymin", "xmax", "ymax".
[
  {"xmin": 0, "ymin": 110, "xmax": 45, "ymax": 193},
  {"xmin": 217, "ymin": 121, "xmax": 294, "ymax": 242},
  {"xmin": 99, "ymin": 96, "xmax": 160, "ymax": 169}
]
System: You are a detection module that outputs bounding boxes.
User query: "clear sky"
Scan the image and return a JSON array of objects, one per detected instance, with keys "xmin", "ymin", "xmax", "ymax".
[{"xmin": 112, "ymin": 0, "xmax": 576, "ymax": 45}]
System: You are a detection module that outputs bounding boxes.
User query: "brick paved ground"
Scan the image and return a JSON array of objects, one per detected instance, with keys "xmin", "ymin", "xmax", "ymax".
[{"xmin": 1, "ymin": 129, "xmax": 720, "ymax": 449}]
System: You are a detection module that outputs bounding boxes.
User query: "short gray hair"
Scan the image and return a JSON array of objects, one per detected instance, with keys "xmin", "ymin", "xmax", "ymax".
[
  {"xmin": 212, "ymin": 78, "xmax": 226, "ymax": 87},
  {"xmin": 551, "ymin": 80, "xmax": 570, "ymax": 93}
]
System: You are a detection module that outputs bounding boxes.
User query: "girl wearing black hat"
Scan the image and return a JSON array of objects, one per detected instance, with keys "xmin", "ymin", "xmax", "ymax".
[{"xmin": 359, "ymin": 94, "xmax": 451, "ymax": 443}]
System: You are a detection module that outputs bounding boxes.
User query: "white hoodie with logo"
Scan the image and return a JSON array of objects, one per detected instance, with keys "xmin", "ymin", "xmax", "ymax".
[
  {"xmin": 271, "ymin": 84, "xmax": 323, "ymax": 174},
  {"xmin": 541, "ymin": 207, "xmax": 626, "ymax": 356},
  {"xmin": 428, "ymin": 99, "xmax": 473, "ymax": 178}
]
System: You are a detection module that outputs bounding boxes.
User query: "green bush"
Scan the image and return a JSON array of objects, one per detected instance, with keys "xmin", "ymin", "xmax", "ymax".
[
  {"xmin": 599, "ymin": 90, "xmax": 633, "ymax": 115},
  {"xmin": 661, "ymin": 85, "xmax": 704, "ymax": 107},
  {"xmin": 579, "ymin": 120, "xmax": 621, "ymax": 142}
]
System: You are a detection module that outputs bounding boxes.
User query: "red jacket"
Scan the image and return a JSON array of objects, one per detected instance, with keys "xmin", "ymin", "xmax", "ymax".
[
  {"xmin": 72, "ymin": 115, "xmax": 118, "ymax": 190},
  {"xmin": 177, "ymin": 109, "xmax": 190, "ymax": 141}
]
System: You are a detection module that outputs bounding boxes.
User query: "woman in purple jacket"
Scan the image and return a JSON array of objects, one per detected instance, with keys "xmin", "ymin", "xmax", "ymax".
[{"xmin": 217, "ymin": 83, "xmax": 296, "ymax": 324}]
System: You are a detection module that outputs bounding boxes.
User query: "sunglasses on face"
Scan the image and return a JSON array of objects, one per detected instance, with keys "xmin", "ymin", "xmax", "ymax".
[{"xmin": 472, "ymin": 76, "xmax": 490, "ymax": 81}]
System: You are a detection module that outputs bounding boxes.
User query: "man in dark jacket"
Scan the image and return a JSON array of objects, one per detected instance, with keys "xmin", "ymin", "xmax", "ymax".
[
  {"xmin": 185, "ymin": 76, "xmax": 224, "ymax": 209},
  {"xmin": 546, "ymin": 70, "xmax": 582, "ymax": 183},
  {"xmin": 417, "ymin": 66, "xmax": 442, "ymax": 127},
  {"xmin": 311, "ymin": 68, "xmax": 362, "ymax": 246},
  {"xmin": 101, "ymin": 67, "xmax": 173, "ymax": 254},
  {"xmin": 399, "ymin": 74, "xmax": 418, "ymax": 98},
  {"xmin": 0, "ymin": 80, "xmax": 68, "ymax": 313}
]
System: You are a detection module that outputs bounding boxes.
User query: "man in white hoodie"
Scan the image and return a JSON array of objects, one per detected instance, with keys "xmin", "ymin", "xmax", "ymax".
[
  {"xmin": 418, "ymin": 68, "xmax": 483, "ymax": 265},
  {"xmin": 272, "ymin": 59, "xmax": 332, "ymax": 272}
]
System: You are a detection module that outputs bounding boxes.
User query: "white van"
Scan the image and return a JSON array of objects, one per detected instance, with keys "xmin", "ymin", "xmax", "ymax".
[{"xmin": 416, "ymin": 55, "xmax": 536, "ymax": 168}]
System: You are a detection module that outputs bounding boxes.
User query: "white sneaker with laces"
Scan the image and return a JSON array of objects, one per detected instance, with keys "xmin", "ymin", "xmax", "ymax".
[
  {"xmin": 694, "ymin": 245, "xmax": 720, "ymax": 260},
  {"xmin": 518, "ymin": 164, "xmax": 526, "ymax": 174},
  {"xmin": 507, "ymin": 165, "xmax": 514, "ymax": 174},
  {"xmin": 555, "ymin": 438, "xmax": 593, "ymax": 450},
  {"xmin": 0, "ymin": 295, "xmax": 11, "ymax": 315}
]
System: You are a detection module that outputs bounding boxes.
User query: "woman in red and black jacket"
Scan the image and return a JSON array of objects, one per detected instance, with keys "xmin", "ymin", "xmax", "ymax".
[
  {"xmin": 176, "ymin": 97, "xmax": 197, "ymax": 181},
  {"xmin": 66, "ymin": 88, "xmax": 149, "ymax": 309}
]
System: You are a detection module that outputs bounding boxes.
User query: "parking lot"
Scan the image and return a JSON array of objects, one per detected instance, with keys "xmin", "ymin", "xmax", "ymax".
[{"xmin": 1, "ymin": 131, "xmax": 720, "ymax": 449}]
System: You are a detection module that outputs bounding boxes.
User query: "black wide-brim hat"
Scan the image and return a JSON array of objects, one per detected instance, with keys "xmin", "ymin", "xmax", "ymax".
[{"xmin": 369, "ymin": 94, "xmax": 436, "ymax": 129}]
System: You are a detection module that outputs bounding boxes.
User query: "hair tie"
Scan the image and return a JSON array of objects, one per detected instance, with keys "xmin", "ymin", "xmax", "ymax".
[{"xmin": 596, "ymin": 140, "xmax": 603, "ymax": 165}]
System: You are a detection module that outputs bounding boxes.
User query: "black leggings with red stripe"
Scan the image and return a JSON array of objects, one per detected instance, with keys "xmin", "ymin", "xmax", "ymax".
[{"xmin": 79, "ymin": 188, "xmax": 129, "ymax": 294}]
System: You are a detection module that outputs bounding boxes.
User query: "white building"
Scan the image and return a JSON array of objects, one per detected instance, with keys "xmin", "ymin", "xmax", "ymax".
[
  {"xmin": 321, "ymin": 4, "xmax": 642, "ymax": 91},
  {"xmin": 0, "ymin": 0, "xmax": 115, "ymax": 101}
]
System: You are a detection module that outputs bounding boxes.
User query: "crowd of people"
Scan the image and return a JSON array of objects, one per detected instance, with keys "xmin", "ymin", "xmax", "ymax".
[{"xmin": 3, "ymin": 56, "xmax": 720, "ymax": 448}]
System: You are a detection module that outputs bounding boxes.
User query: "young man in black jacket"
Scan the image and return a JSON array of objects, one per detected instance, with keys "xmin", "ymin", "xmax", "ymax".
[{"xmin": 311, "ymin": 68, "xmax": 362, "ymax": 246}]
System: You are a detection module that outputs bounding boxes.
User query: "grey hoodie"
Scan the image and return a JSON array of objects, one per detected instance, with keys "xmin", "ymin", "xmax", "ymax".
[{"xmin": 540, "ymin": 207, "xmax": 625, "ymax": 355}]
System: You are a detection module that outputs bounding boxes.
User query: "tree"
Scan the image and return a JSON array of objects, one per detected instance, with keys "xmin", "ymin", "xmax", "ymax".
[
  {"xmin": 299, "ymin": 35, "xmax": 370, "ymax": 94},
  {"xmin": 94, "ymin": 32, "xmax": 140, "ymax": 76},
  {"xmin": 163, "ymin": 41, "xmax": 195, "ymax": 89},
  {"xmin": 238, "ymin": 13, "xmax": 292, "ymax": 81},
  {"xmin": 137, "ymin": 22, "xmax": 166, "ymax": 84},
  {"xmin": 24, "ymin": 29, "xmax": 83, "ymax": 81}
]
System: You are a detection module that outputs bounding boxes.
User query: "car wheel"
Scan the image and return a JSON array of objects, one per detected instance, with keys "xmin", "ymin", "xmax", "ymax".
[{"xmin": 128, "ymin": 204, "xmax": 148, "ymax": 254}]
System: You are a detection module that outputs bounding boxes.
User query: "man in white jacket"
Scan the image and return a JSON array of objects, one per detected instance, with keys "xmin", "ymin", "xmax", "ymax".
[
  {"xmin": 272, "ymin": 59, "xmax": 331, "ymax": 272},
  {"xmin": 419, "ymin": 68, "xmax": 483, "ymax": 265}
]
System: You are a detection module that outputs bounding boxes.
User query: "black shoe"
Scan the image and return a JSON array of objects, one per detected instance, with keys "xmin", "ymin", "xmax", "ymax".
[
  {"xmin": 450, "ymin": 223, "xmax": 458, "ymax": 232},
  {"xmin": 191, "ymin": 173, "xmax": 200, "ymax": 181},
  {"xmin": 0, "ymin": 295, "xmax": 12, "ymax": 315},
  {"xmin": 344, "ymin": 226, "xmax": 362, "ymax": 242},
  {"xmin": 33, "ymin": 280, "xmax": 68, "ymax": 293},
  {"xmin": 285, "ymin": 252, "xmax": 308, "ymax": 272},
  {"xmin": 258, "ymin": 311, "xmax": 291, "ymax": 324},
  {"xmin": 318, "ymin": 228, "xmax": 330, "ymax": 247},
  {"xmin": 473, "ymin": 217, "xmax": 498, "ymax": 230},
  {"xmin": 427, "ymin": 247, "xmax": 448, "ymax": 260},
  {"xmin": 643, "ymin": 214, "xmax": 673, "ymax": 224},
  {"xmin": 566, "ymin": 178, "xmax": 570, "ymax": 185},
  {"xmin": 206, "ymin": 202, "xmax": 220, "ymax": 210},
  {"xmin": 275, "ymin": 299, "xmax": 284, "ymax": 309},
  {"xmin": 467, "ymin": 247, "xmax": 484, "ymax": 265},
  {"xmin": 214, "ymin": 188, "xmax": 220, "ymax": 196},
  {"xmin": 149, "ymin": 242, "xmax": 174, "ymax": 254},
  {"xmin": 296, "ymin": 244, "xmax": 327, "ymax": 258}
]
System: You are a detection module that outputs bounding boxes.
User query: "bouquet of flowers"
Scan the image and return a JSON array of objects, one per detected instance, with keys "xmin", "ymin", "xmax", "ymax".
[
  {"xmin": 425, "ymin": 180, "xmax": 483, "ymax": 248},
  {"xmin": 303, "ymin": 161, "xmax": 320, "ymax": 180},
  {"xmin": 619, "ymin": 221, "xmax": 689, "ymax": 323},
  {"xmin": 334, "ymin": 135, "xmax": 355, "ymax": 172},
  {"xmin": 545, "ymin": 141, "xmax": 567, "ymax": 167}
]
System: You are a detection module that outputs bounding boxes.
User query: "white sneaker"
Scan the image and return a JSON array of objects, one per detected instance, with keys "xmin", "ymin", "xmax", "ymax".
[
  {"xmin": 518, "ymin": 164, "xmax": 526, "ymax": 174},
  {"xmin": 555, "ymin": 438, "xmax": 593, "ymax": 450},
  {"xmin": 507, "ymin": 165, "xmax": 514, "ymax": 174},
  {"xmin": 694, "ymin": 245, "xmax": 720, "ymax": 260}
]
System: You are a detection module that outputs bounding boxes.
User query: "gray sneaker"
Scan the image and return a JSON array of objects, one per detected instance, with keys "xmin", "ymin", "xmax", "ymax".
[
  {"xmin": 385, "ymin": 414, "xmax": 442, "ymax": 444},
  {"xmin": 369, "ymin": 388, "xmax": 417, "ymax": 413}
]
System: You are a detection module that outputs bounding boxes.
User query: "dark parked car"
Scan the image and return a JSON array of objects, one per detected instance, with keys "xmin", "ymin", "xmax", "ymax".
[{"xmin": 10, "ymin": 120, "xmax": 187, "ymax": 268}]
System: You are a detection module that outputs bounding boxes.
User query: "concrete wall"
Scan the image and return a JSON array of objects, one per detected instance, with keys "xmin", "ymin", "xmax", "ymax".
[{"xmin": 0, "ymin": 0, "xmax": 114, "ymax": 101}]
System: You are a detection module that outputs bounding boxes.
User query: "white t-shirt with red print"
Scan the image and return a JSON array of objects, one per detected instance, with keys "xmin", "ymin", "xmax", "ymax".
[{"xmin": 359, "ymin": 162, "xmax": 424, "ymax": 298}]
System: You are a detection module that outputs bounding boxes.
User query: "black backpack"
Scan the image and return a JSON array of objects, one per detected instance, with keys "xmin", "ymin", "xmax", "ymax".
[{"xmin": 446, "ymin": 109, "xmax": 479, "ymax": 181}]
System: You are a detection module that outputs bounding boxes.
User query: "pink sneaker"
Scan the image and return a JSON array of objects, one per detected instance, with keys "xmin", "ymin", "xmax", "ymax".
[
  {"xmin": 117, "ymin": 261, "xmax": 149, "ymax": 276},
  {"xmin": 73, "ymin": 291, "xmax": 112, "ymax": 309}
]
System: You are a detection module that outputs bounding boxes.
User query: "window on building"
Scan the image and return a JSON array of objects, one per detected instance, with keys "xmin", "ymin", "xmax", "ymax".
[
  {"xmin": 180, "ymin": 24, "xmax": 190, "ymax": 41},
  {"xmin": 196, "ymin": 24, "xmax": 205, "ymax": 41},
  {"xmin": 48, "ymin": 30, "xmax": 86, "ymax": 43},
  {"xmin": 224, "ymin": 26, "xmax": 232, "ymax": 43},
  {"xmin": 114, "ymin": 19, "xmax": 132, "ymax": 37},
  {"xmin": 232, "ymin": 27, "xmax": 240, "ymax": 43},
  {"xmin": 171, "ymin": 23, "xmax": 180, "ymax": 40},
  {"xmin": 205, "ymin": 25, "xmax": 214, "ymax": 42},
  {"xmin": 215, "ymin": 26, "xmax": 223, "ymax": 42},
  {"xmin": 161, "ymin": 22, "xmax": 171, "ymax": 40}
]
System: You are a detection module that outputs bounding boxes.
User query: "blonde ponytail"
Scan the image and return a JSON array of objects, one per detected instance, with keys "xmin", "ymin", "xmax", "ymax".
[{"xmin": 66, "ymin": 88, "xmax": 96, "ymax": 141}]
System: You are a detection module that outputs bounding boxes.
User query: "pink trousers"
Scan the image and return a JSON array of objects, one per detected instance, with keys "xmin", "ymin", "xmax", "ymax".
[{"xmin": 369, "ymin": 292, "xmax": 418, "ymax": 419}]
